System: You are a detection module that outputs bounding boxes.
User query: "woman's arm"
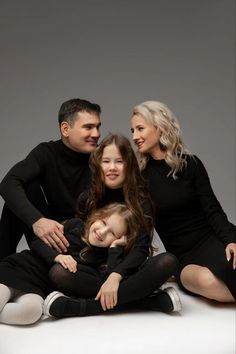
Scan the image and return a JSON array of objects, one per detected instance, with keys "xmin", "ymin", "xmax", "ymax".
[{"xmin": 191, "ymin": 155, "xmax": 236, "ymax": 245}]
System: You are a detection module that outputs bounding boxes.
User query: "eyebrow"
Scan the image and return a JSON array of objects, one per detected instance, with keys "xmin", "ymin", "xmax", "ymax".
[
  {"xmin": 131, "ymin": 124, "xmax": 143, "ymax": 131},
  {"xmin": 81, "ymin": 123, "xmax": 101, "ymax": 128}
]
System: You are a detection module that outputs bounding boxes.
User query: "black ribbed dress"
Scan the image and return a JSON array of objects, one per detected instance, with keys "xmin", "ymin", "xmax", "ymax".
[{"xmin": 143, "ymin": 155, "xmax": 236, "ymax": 298}]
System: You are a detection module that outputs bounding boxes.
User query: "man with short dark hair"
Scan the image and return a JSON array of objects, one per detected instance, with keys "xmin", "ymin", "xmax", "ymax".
[{"xmin": 0, "ymin": 98, "xmax": 101, "ymax": 260}]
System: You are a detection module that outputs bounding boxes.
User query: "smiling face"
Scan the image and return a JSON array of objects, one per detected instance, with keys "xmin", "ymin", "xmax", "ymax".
[
  {"xmin": 100, "ymin": 144, "xmax": 126, "ymax": 189},
  {"xmin": 61, "ymin": 111, "xmax": 101, "ymax": 153},
  {"xmin": 131, "ymin": 114, "xmax": 162, "ymax": 157},
  {"xmin": 88, "ymin": 212, "xmax": 127, "ymax": 247}
]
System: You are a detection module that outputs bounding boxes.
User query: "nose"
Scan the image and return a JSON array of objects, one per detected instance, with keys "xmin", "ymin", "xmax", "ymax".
[
  {"xmin": 132, "ymin": 130, "xmax": 139, "ymax": 141},
  {"xmin": 91, "ymin": 127, "xmax": 100, "ymax": 138},
  {"xmin": 108, "ymin": 161, "xmax": 116, "ymax": 170},
  {"xmin": 100, "ymin": 225, "xmax": 108, "ymax": 237}
]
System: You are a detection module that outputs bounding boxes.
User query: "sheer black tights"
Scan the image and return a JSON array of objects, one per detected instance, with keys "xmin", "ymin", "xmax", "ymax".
[{"xmin": 49, "ymin": 252, "xmax": 178, "ymax": 304}]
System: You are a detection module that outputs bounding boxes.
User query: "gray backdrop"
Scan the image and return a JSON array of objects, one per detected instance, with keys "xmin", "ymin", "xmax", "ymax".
[{"xmin": 0, "ymin": 0, "xmax": 235, "ymax": 223}]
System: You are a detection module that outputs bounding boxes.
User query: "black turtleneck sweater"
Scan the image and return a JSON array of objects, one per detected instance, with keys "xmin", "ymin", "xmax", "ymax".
[
  {"xmin": 0, "ymin": 140, "xmax": 91, "ymax": 227},
  {"xmin": 143, "ymin": 155, "xmax": 236, "ymax": 259}
]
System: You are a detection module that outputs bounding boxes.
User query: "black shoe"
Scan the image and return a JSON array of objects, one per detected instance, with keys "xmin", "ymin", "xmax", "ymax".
[
  {"xmin": 146, "ymin": 287, "xmax": 182, "ymax": 313},
  {"xmin": 43, "ymin": 291, "xmax": 86, "ymax": 318}
]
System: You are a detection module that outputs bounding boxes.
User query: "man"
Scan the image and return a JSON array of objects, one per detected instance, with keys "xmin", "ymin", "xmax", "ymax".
[{"xmin": 0, "ymin": 98, "xmax": 101, "ymax": 260}]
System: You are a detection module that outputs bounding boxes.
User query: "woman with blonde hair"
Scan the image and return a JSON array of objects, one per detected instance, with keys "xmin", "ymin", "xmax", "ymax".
[{"xmin": 131, "ymin": 101, "xmax": 236, "ymax": 303}]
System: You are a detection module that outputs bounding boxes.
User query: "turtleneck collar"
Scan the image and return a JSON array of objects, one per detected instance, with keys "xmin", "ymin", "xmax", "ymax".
[
  {"xmin": 148, "ymin": 156, "xmax": 166, "ymax": 166},
  {"xmin": 101, "ymin": 187, "xmax": 125, "ymax": 206},
  {"xmin": 55, "ymin": 140, "xmax": 90, "ymax": 163}
]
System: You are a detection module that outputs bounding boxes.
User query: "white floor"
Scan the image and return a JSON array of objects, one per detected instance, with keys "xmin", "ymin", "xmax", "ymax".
[
  {"xmin": 0, "ymin": 283, "xmax": 235, "ymax": 354},
  {"xmin": 0, "ymin": 238, "xmax": 235, "ymax": 354}
]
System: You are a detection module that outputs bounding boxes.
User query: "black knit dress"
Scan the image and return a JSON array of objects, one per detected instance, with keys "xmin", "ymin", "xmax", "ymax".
[{"xmin": 143, "ymin": 155, "xmax": 236, "ymax": 298}]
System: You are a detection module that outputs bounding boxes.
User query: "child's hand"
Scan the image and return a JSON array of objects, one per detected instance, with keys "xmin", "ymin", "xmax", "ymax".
[
  {"xmin": 54, "ymin": 254, "xmax": 77, "ymax": 273},
  {"xmin": 110, "ymin": 236, "xmax": 127, "ymax": 248},
  {"xmin": 95, "ymin": 272, "xmax": 122, "ymax": 311}
]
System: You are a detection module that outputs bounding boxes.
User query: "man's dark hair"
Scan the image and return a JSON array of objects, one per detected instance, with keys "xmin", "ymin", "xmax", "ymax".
[{"xmin": 58, "ymin": 98, "xmax": 101, "ymax": 125}]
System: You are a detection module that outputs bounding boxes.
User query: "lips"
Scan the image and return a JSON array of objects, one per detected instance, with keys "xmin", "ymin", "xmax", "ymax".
[
  {"xmin": 94, "ymin": 231, "xmax": 103, "ymax": 241},
  {"xmin": 106, "ymin": 174, "xmax": 119, "ymax": 180},
  {"xmin": 136, "ymin": 141, "xmax": 144, "ymax": 150},
  {"xmin": 86, "ymin": 139, "xmax": 98, "ymax": 145}
]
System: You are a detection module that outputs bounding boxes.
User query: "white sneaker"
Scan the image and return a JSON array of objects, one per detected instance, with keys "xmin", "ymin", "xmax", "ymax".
[
  {"xmin": 164, "ymin": 287, "xmax": 182, "ymax": 312},
  {"xmin": 43, "ymin": 291, "xmax": 65, "ymax": 316}
]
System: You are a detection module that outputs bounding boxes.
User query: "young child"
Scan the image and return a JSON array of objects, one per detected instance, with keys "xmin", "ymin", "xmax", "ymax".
[
  {"xmin": 43, "ymin": 202, "xmax": 181, "ymax": 319},
  {"xmin": 0, "ymin": 203, "xmax": 132, "ymax": 325}
]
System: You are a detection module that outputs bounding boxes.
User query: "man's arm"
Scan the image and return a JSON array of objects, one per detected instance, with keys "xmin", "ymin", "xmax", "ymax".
[{"xmin": 0, "ymin": 144, "xmax": 68, "ymax": 252}]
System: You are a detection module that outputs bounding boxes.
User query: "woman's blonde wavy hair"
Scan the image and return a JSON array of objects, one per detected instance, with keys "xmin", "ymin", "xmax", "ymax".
[{"xmin": 132, "ymin": 101, "xmax": 191, "ymax": 178}]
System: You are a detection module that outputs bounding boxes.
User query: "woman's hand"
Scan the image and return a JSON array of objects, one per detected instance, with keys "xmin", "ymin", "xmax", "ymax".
[
  {"xmin": 54, "ymin": 254, "xmax": 77, "ymax": 273},
  {"xmin": 95, "ymin": 272, "xmax": 122, "ymax": 311},
  {"xmin": 225, "ymin": 243, "xmax": 236, "ymax": 269},
  {"xmin": 110, "ymin": 236, "xmax": 127, "ymax": 248}
]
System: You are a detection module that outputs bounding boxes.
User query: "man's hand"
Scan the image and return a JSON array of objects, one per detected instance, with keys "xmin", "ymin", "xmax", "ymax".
[
  {"xmin": 54, "ymin": 254, "xmax": 77, "ymax": 273},
  {"xmin": 95, "ymin": 272, "xmax": 122, "ymax": 311},
  {"xmin": 32, "ymin": 217, "xmax": 69, "ymax": 253}
]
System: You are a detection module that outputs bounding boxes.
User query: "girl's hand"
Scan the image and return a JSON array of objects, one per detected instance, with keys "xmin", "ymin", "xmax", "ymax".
[
  {"xmin": 110, "ymin": 236, "xmax": 127, "ymax": 248},
  {"xmin": 54, "ymin": 254, "xmax": 77, "ymax": 273},
  {"xmin": 225, "ymin": 243, "xmax": 236, "ymax": 269},
  {"xmin": 95, "ymin": 272, "xmax": 122, "ymax": 311}
]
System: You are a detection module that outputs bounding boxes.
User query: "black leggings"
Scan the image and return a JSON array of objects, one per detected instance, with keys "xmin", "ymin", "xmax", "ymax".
[{"xmin": 49, "ymin": 252, "xmax": 178, "ymax": 306}]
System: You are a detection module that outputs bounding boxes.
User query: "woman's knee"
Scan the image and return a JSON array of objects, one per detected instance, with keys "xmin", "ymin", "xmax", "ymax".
[{"xmin": 181, "ymin": 265, "xmax": 217, "ymax": 291}]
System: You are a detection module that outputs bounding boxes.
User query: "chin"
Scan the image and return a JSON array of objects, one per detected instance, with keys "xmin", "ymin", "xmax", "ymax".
[{"xmin": 107, "ymin": 184, "xmax": 121, "ymax": 189}]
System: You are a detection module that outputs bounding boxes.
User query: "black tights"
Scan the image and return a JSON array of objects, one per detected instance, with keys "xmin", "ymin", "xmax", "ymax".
[{"xmin": 49, "ymin": 252, "xmax": 178, "ymax": 315}]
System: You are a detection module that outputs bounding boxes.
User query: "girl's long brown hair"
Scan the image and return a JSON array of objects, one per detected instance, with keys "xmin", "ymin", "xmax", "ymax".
[{"xmin": 77, "ymin": 134, "xmax": 154, "ymax": 253}]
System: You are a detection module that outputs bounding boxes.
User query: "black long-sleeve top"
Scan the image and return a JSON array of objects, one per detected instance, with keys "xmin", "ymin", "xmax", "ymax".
[
  {"xmin": 0, "ymin": 218, "xmax": 125, "ymax": 297},
  {"xmin": 30, "ymin": 218, "xmax": 125, "ymax": 275},
  {"xmin": 77, "ymin": 188, "xmax": 152, "ymax": 278},
  {"xmin": 142, "ymin": 155, "xmax": 236, "ymax": 259},
  {"xmin": 0, "ymin": 140, "xmax": 91, "ymax": 227}
]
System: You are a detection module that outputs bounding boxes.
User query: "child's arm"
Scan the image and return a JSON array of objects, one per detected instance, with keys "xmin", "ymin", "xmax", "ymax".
[
  {"xmin": 30, "ymin": 237, "xmax": 59, "ymax": 266},
  {"xmin": 30, "ymin": 218, "xmax": 84, "ymax": 267},
  {"xmin": 105, "ymin": 236, "xmax": 127, "ymax": 273},
  {"xmin": 95, "ymin": 236, "xmax": 127, "ymax": 311},
  {"xmin": 95, "ymin": 272, "xmax": 122, "ymax": 311},
  {"xmin": 111, "ymin": 227, "xmax": 150, "ymax": 277}
]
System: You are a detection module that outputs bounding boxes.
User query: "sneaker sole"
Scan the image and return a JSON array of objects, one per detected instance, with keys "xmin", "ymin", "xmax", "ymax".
[
  {"xmin": 43, "ymin": 291, "xmax": 65, "ymax": 316},
  {"xmin": 165, "ymin": 287, "xmax": 182, "ymax": 312}
]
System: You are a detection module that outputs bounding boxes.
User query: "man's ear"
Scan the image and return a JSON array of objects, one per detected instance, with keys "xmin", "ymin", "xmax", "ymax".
[{"xmin": 60, "ymin": 121, "xmax": 70, "ymax": 137}]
